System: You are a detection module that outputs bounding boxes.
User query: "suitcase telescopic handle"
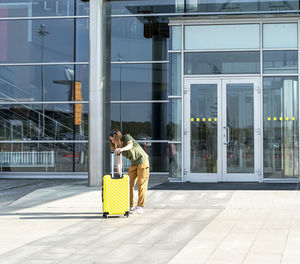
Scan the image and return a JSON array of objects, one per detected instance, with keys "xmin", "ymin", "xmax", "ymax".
[{"xmin": 111, "ymin": 151, "xmax": 123, "ymax": 178}]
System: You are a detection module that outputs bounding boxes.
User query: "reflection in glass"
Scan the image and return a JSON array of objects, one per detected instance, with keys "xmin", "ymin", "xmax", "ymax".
[
  {"xmin": 108, "ymin": 142, "xmax": 168, "ymax": 173},
  {"xmin": 111, "ymin": 103, "xmax": 168, "ymax": 140},
  {"xmin": 185, "ymin": 24, "xmax": 259, "ymax": 50},
  {"xmin": 0, "ymin": 19, "xmax": 88, "ymax": 63},
  {"xmin": 263, "ymin": 51, "xmax": 298, "ymax": 74},
  {"xmin": 77, "ymin": 0, "xmax": 90, "ymax": 16},
  {"xmin": 111, "ymin": 16, "xmax": 169, "ymax": 61},
  {"xmin": 0, "ymin": 104, "xmax": 88, "ymax": 141},
  {"xmin": 263, "ymin": 77, "xmax": 298, "ymax": 178},
  {"xmin": 110, "ymin": 0, "xmax": 299, "ymax": 15},
  {"xmin": 0, "ymin": 65, "xmax": 89, "ymax": 102},
  {"xmin": 185, "ymin": 52, "xmax": 260, "ymax": 75},
  {"xmin": 110, "ymin": 0, "xmax": 177, "ymax": 15},
  {"xmin": 0, "ymin": 1, "xmax": 72, "ymax": 17},
  {"xmin": 226, "ymin": 84, "xmax": 254, "ymax": 173},
  {"xmin": 171, "ymin": 26, "xmax": 182, "ymax": 50},
  {"xmin": 170, "ymin": 53, "xmax": 181, "ymax": 96},
  {"xmin": 111, "ymin": 63, "xmax": 168, "ymax": 101},
  {"xmin": 75, "ymin": 19, "xmax": 89, "ymax": 62},
  {"xmin": 190, "ymin": 84, "xmax": 217, "ymax": 173},
  {"xmin": 168, "ymin": 99, "xmax": 181, "ymax": 140},
  {"xmin": 144, "ymin": 142, "xmax": 168, "ymax": 172},
  {"xmin": 169, "ymin": 143, "xmax": 182, "ymax": 178},
  {"xmin": 0, "ymin": 143, "xmax": 88, "ymax": 172},
  {"xmin": 263, "ymin": 23, "xmax": 298, "ymax": 48}
]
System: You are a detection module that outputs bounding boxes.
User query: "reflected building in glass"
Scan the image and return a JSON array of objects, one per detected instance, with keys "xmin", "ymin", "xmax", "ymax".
[
  {"xmin": 0, "ymin": 0, "xmax": 89, "ymax": 174},
  {"xmin": 1, "ymin": 0, "xmax": 300, "ymax": 184}
]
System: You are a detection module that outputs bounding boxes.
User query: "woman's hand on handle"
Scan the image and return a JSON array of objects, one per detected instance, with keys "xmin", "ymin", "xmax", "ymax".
[{"xmin": 115, "ymin": 148, "xmax": 122, "ymax": 154}]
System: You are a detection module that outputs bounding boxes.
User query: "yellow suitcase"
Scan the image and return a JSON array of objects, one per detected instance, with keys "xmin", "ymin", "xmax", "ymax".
[{"xmin": 102, "ymin": 153, "xmax": 130, "ymax": 218}]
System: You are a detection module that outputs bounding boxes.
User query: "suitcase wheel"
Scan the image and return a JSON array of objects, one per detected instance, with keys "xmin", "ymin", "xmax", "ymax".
[
  {"xmin": 103, "ymin": 212, "xmax": 108, "ymax": 219},
  {"xmin": 124, "ymin": 211, "xmax": 129, "ymax": 217}
]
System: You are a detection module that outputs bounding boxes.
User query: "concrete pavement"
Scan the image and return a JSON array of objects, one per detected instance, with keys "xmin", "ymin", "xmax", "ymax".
[{"xmin": 0, "ymin": 179, "xmax": 300, "ymax": 263}]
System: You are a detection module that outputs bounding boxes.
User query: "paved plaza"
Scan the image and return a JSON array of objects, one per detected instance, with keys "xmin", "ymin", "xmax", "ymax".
[{"xmin": 0, "ymin": 179, "xmax": 300, "ymax": 263}]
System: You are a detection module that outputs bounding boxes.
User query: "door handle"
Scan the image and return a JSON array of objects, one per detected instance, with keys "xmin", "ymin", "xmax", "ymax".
[{"xmin": 224, "ymin": 126, "xmax": 230, "ymax": 145}]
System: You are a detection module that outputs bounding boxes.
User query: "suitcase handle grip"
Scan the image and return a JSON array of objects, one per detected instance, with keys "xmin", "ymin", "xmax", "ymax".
[{"xmin": 111, "ymin": 151, "xmax": 123, "ymax": 178}]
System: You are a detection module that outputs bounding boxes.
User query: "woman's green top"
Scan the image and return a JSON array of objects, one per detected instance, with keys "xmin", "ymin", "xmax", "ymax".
[{"xmin": 122, "ymin": 134, "xmax": 148, "ymax": 166}]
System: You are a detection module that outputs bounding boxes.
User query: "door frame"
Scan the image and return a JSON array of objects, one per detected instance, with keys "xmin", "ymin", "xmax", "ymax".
[{"xmin": 183, "ymin": 77, "xmax": 263, "ymax": 182}]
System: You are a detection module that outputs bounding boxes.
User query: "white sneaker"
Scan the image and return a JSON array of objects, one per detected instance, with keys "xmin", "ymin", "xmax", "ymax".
[
  {"xmin": 130, "ymin": 206, "xmax": 136, "ymax": 214},
  {"xmin": 136, "ymin": 206, "xmax": 144, "ymax": 214}
]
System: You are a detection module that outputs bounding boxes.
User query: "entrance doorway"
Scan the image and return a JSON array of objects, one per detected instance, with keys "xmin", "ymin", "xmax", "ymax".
[{"xmin": 184, "ymin": 78, "xmax": 262, "ymax": 182}]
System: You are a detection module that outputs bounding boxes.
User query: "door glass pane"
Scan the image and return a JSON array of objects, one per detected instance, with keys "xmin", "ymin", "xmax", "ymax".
[
  {"xmin": 263, "ymin": 77, "xmax": 299, "ymax": 179},
  {"xmin": 226, "ymin": 84, "xmax": 254, "ymax": 173},
  {"xmin": 185, "ymin": 24, "xmax": 259, "ymax": 50},
  {"xmin": 190, "ymin": 84, "xmax": 217, "ymax": 173}
]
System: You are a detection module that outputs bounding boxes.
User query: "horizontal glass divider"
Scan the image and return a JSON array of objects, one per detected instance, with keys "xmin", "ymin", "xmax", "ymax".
[
  {"xmin": 111, "ymin": 100, "xmax": 169, "ymax": 103},
  {"xmin": 180, "ymin": 17, "xmax": 300, "ymax": 23},
  {"xmin": 184, "ymin": 49, "xmax": 260, "ymax": 52},
  {"xmin": 168, "ymin": 50, "xmax": 181, "ymax": 53},
  {"xmin": 168, "ymin": 96, "xmax": 182, "ymax": 99},
  {"xmin": 168, "ymin": 141, "xmax": 182, "ymax": 144},
  {"xmin": 111, "ymin": 61, "xmax": 169, "ymax": 64},
  {"xmin": 0, "ymin": 101, "xmax": 89, "ymax": 105},
  {"xmin": 0, "ymin": 172, "xmax": 87, "ymax": 175},
  {"xmin": 110, "ymin": 10, "xmax": 300, "ymax": 18},
  {"xmin": 0, "ymin": 16, "xmax": 89, "ymax": 21},
  {"xmin": 150, "ymin": 172, "xmax": 169, "ymax": 175},
  {"xmin": 0, "ymin": 173, "xmax": 88, "ymax": 179},
  {"xmin": 168, "ymin": 22, "xmax": 182, "ymax": 26},
  {"xmin": 0, "ymin": 62, "xmax": 89, "ymax": 66},
  {"xmin": 136, "ymin": 140, "xmax": 170, "ymax": 143},
  {"xmin": 0, "ymin": 140, "xmax": 88, "ymax": 143},
  {"xmin": 184, "ymin": 74, "xmax": 261, "ymax": 78},
  {"xmin": 262, "ymin": 48, "xmax": 298, "ymax": 51},
  {"xmin": 262, "ymin": 74, "xmax": 298, "ymax": 77}
]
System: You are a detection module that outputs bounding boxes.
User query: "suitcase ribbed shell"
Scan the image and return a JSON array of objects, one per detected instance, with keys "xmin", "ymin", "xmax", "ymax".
[{"xmin": 103, "ymin": 174, "xmax": 130, "ymax": 215}]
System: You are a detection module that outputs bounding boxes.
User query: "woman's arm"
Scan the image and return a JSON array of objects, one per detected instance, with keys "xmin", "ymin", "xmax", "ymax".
[{"xmin": 115, "ymin": 140, "xmax": 133, "ymax": 154}]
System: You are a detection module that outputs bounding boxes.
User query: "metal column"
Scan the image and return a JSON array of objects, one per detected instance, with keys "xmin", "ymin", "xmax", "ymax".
[{"xmin": 88, "ymin": 0, "xmax": 105, "ymax": 186}]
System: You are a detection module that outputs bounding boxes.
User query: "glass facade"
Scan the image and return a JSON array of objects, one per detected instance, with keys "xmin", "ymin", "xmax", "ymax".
[
  {"xmin": 2, "ymin": 0, "xmax": 300, "ymax": 181},
  {"xmin": 0, "ymin": 0, "xmax": 89, "ymax": 174}
]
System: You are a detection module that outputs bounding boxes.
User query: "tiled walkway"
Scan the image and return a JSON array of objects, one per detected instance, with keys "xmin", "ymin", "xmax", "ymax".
[
  {"xmin": 1, "ymin": 180, "xmax": 300, "ymax": 263},
  {"xmin": 169, "ymin": 191, "xmax": 300, "ymax": 264}
]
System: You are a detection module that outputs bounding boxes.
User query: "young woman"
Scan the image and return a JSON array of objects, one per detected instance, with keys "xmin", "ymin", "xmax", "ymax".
[{"xmin": 109, "ymin": 129, "xmax": 150, "ymax": 214}]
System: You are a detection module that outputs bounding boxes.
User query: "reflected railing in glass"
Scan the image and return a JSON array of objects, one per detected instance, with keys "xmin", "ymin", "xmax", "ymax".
[
  {"xmin": 0, "ymin": 104, "xmax": 88, "ymax": 141},
  {"xmin": 0, "ymin": 143, "xmax": 88, "ymax": 172}
]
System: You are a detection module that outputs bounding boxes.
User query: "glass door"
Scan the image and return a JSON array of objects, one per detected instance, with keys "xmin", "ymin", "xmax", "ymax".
[
  {"xmin": 184, "ymin": 78, "xmax": 261, "ymax": 182},
  {"xmin": 222, "ymin": 79, "xmax": 261, "ymax": 181},
  {"xmin": 184, "ymin": 79, "xmax": 221, "ymax": 182}
]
